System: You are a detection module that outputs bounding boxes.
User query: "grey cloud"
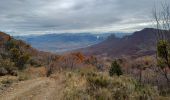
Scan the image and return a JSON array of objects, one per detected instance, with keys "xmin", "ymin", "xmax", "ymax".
[{"xmin": 0, "ymin": 0, "xmax": 169, "ymax": 35}]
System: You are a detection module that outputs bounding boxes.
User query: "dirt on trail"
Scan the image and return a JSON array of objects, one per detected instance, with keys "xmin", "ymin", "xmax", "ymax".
[{"xmin": 0, "ymin": 76, "xmax": 65, "ymax": 100}]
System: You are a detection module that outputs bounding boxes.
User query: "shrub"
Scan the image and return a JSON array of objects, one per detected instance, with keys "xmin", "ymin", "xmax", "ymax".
[
  {"xmin": 78, "ymin": 65, "xmax": 97, "ymax": 77},
  {"xmin": 29, "ymin": 58, "xmax": 42, "ymax": 67},
  {"xmin": 0, "ymin": 58, "xmax": 15, "ymax": 69},
  {"xmin": 9, "ymin": 48, "xmax": 20, "ymax": 62},
  {"xmin": 63, "ymin": 71, "xmax": 159, "ymax": 100},
  {"xmin": 4, "ymin": 39, "xmax": 31, "ymax": 70},
  {"xmin": 63, "ymin": 72, "xmax": 89, "ymax": 100},
  {"xmin": 156, "ymin": 40, "xmax": 170, "ymax": 84},
  {"xmin": 87, "ymin": 74, "xmax": 110, "ymax": 89},
  {"xmin": 1, "ymin": 79, "xmax": 13, "ymax": 85},
  {"xmin": 109, "ymin": 61, "xmax": 123, "ymax": 76},
  {"xmin": 0, "ymin": 58, "xmax": 17, "ymax": 76},
  {"xmin": 16, "ymin": 53, "xmax": 30, "ymax": 70},
  {"xmin": 157, "ymin": 40, "xmax": 169, "ymax": 60},
  {"xmin": 5, "ymin": 39, "xmax": 19, "ymax": 50},
  {"xmin": 94, "ymin": 88, "xmax": 112, "ymax": 100},
  {"xmin": 18, "ymin": 72, "xmax": 29, "ymax": 81},
  {"xmin": 8, "ymin": 47, "xmax": 30, "ymax": 70}
]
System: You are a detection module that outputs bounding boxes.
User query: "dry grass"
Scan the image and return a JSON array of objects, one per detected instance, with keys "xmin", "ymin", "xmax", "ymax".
[
  {"xmin": 59, "ymin": 67, "xmax": 159, "ymax": 100},
  {"xmin": 26, "ymin": 67, "xmax": 47, "ymax": 77}
]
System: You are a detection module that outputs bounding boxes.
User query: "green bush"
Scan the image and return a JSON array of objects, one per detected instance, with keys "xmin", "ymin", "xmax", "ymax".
[
  {"xmin": 5, "ymin": 39, "xmax": 19, "ymax": 50},
  {"xmin": 16, "ymin": 53, "xmax": 30, "ymax": 70},
  {"xmin": 8, "ymin": 48, "xmax": 30, "ymax": 70},
  {"xmin": 3, "ymin": 39, "xmax": 31, "ymax": 70},
  {"xmin": 109, "ymin": 61, "xmax": 123, "ymax": 76},
  {"xmin": 87, "ymin": 74, "xmax": 110, "ymax": 89},
  {"xmin": 9, "ymin": 48, "xmax": 20, "ymax": 62},
  {"xmin": 157, "ymin": 40, "xmax": 169, "ymax": 59}
]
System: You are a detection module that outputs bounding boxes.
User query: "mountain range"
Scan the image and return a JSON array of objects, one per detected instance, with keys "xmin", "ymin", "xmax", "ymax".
[
  {"xmin": 15, "ymin": 33, "xmax": 127, "ymax": 53},
  {"xmin": 13, "ymin": 28, "xmax": 167, "ymax": 58},
  {"xmin": 78, "ymin": 28, "xmax": 168, "ymax": 58}
]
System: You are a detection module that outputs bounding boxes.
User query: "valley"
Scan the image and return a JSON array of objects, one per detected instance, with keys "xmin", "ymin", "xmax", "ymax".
[{"xmin": 15, "ymin": 33, "xmax": 109, "ymax": 53}]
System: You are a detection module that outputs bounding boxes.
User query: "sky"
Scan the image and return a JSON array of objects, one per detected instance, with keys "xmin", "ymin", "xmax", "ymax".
[{"xmin": 0, "ymin": 0, "xmax": 169, "ymax": 35}]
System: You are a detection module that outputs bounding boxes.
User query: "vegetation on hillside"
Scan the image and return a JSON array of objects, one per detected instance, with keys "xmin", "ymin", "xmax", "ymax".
[
  {"xmin": 0, "ymin": 1, "xmax": 170, "ymax": 99},
  {"xmin": 63, "ymin": 69, "xmax": 159, "ymax": 100},
  {"xmin": 0, "ymin": 34, "xmax": 49, "ymax": 76}
]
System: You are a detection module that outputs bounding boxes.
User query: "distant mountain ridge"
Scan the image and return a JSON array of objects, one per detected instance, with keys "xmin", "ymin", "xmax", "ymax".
[
  {"xmin": 15, "ymin": 33, "xmax": 126, "ymax": 53},
  {"xmin": 79, "ymin": 28, "xmax": 169, "ymax": 58},
  {"xmin": 15, "ymin": 33, "xmax": 104, "ymax": 53}
]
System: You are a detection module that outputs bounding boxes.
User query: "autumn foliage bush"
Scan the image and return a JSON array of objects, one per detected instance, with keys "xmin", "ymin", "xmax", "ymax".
[{"xmin": 0, "ymin": 39, "xmax": 33, "ymax": 76}]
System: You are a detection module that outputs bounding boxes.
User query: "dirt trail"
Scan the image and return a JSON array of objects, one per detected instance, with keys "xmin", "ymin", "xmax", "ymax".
[{"xmin": 0, "ymin": 76, "xmax": 65, "ymax": 100}]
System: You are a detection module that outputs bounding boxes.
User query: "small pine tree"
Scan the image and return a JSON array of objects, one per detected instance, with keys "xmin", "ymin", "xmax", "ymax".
[{"xmin": 109, "ymin": 61, "xmax": 122, "ymax": 76}]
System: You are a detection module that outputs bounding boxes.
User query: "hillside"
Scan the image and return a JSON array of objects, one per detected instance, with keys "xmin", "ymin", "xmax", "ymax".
[
  {"xmin": 0, "ymin": 31, "xmax": 169, "ymax": 100},
  {"xmin": 79, "ymin": 28, "xmax": 168, "ymax": 58},
  {"xmin": 0, "ymin": 32, "xmax": 45, "ymax": 57},
  {"xmin": 0, "ymin": 31, "xmax": 53, "ymax": 76}
]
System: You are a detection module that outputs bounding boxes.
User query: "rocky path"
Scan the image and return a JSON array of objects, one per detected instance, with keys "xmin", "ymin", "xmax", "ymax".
[{"xmin": 0, "ymin": 76, "xmax": 64, "ymax": 100}]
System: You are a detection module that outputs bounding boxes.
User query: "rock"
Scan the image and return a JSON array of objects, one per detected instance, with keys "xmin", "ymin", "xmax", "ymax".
[
  {"xmin": 5, "ymin": 67, "xmax": 18, "ymax": 76},
  {"xmin": 0, "ymin": 67, "xmax": 8, "ymax": 76},
  {"xmin": 10, "ymin": 70, "xmax": 18, "ymax": 76}
]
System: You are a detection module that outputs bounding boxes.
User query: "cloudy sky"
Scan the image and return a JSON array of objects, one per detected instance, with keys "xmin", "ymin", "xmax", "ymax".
[{"xmin": 0, "ymin": 0, "xmax": 169, "ymax": 35}]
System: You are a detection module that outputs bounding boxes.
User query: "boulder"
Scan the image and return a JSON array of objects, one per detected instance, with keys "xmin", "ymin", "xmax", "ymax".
[
  {"xmin": 0, "ymin": 67, "xmax": 8, "ymax": 76},
  {"xmin": 10, "ymin": 70, "xmax": 18, "ymax": 76}
]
